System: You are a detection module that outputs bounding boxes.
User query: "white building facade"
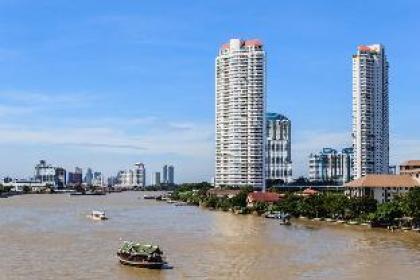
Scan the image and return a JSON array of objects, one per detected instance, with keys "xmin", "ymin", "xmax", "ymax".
[
  {"xmin": 117, "ymin": 163, "xmax": 146, "ymax": 188},
  {"xmin": 352, "ymin": 44, "xmax": 389, "ymax": 179},
  {"xmin": 309, "ymin": 148, "xmax": 354, "ymax": 184},
  {"xmin": 266, "ymin": 113, "xmax": 292, "ymax": 184},
  {"xmin": 215, "ymin": 38, "xmax": 266, "ymax": 189}
]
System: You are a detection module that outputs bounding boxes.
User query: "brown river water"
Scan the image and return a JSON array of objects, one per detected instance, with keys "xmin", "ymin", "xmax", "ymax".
[{"xmin": 0, "ymin": 192, "xmax": 419, "ymax": 280}]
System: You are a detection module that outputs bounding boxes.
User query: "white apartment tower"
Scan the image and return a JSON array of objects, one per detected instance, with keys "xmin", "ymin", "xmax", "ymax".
[
  {"xmin": 215, "ymin": 38, "xmax": 266, "ymax": 189},
  {"xmin": 352, "ymin": 44, "xmax": 389, "ymax": 179}
]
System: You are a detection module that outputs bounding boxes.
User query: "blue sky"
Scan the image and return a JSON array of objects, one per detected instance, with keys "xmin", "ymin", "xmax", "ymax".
[{"xmin": 0, "ymin": 0, "xmax": 419, "ymax": 183}]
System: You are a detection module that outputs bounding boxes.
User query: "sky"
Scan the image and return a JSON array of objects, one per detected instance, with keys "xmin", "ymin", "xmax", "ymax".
[{"xmin": 0, "ymin": 0, "xmax": 419, "ymax": 183}]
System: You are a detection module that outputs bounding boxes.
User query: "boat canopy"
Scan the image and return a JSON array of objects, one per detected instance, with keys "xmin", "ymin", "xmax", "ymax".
[{"xmin": 119, "ymin": 241, "xmax": 162, "ymax": 255}]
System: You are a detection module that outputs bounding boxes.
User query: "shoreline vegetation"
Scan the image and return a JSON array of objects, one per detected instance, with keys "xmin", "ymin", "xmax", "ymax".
[{"xmin": 168, "ymin": 183, "xmax": 420, "ymax": 232}]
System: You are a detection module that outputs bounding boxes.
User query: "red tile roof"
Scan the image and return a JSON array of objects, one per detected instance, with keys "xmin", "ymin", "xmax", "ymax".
[
  {"xmin": 358, "ymin": 45, "xmax": 371, "ymax": 51},
  {"xmin": 247, "ymin": 192, "xmax": 281, "ymax": 203},
  {"xmin": 244, "ymin": 39, "xmax": 263, "ymax": 47}
]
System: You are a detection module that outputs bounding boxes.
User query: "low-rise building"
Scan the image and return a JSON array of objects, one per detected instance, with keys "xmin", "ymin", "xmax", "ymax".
[
  {"xmin": 344, "ymin": 174, "xmax": 420, "ymax": 204},
  {"xmin": 2, "ymin": 178, "xmax": 48, "ymax": 192},
  {"xmin": 400, "ymin": 160, "xmax": 420, "ymax": 180},
  {"xmin": 246, "ymin": 192, "xmax": 283, "ymax": 207},
  {"xmin": 206, "ymin": 189, "xmax": 241, "ymax": 198}
]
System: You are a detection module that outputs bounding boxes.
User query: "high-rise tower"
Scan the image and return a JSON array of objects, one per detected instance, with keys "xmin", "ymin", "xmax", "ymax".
[
  {"xmin": 215, "ymin": 38, "xmax": 266, "ymax": 189},
  {"xmin": 352, "ymin": 44, "xmax": 389, "ymax": 178}
]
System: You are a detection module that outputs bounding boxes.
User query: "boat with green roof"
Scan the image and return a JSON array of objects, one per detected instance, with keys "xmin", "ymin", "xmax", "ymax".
[{"xmin": 117, "ymin": 241, "xmax": 166, "ymax": 269}]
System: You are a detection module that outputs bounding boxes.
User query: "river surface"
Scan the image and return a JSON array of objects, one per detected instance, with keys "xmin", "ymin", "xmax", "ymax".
[{"xmin": 0, "ymin": 192, "xmax": 419, "ymax": 280}]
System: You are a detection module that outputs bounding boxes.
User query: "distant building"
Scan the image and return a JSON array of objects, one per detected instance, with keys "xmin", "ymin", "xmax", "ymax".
[
  {"xmin": 107, "ymin": 176, "xmax": 118, "ymax": 187},
  {"xmin": 215, "ymin": 38, "xmax": 266, "ymax": 189},
  {"xmin": 399, "ymin": 160, "xmax": 420, "ymax": 180},
  {"xmin": 266, "ymin": 112, "xmax": 292, "ymax": 184},
  {"xmin": 168, "ymin": 165, "xmax": 174, "ymax": 185},
  {"xmin": 345, "ymin": 174, "xmax": 419, "ymax": 204},
  {"xmin": 120, "ymin": 170, "xmax": 132, "ymax": 186},
  {"xmin": 92, "ymin": 171, "xmax": 103, "ymax": 186},
  {"xmin": 133, "ymin": 163, "xmax": 146, "ymax": 187},
  {"xmin": 151, "ymin": 172, "xmax": 161, "ymax": 186},
  {"xmin": 84, "ymin": 168, "xmax": 93, "ymax": 185},
  {"xmin": 54, "ymin": 167, "xmax": 66, "ymax": 189},
  {"xmin": 117, "ymin": 163, "xmax": 146, "ymax": 188},
  {"xmin": 162, "ymin": 165, "xmax": 168, "ymax": 184},
  {"xmin": 35, "ymin": 160, "xmax": 56, "ymax": 186},
  {"xmin": 309, "ymin": 148, "xmax": 354, "ymax": 184},
  {"xmin": 68, "ymin": 167, "xmax": 83, "ymax": 185},
  {"xmin": 352, "ymin": 44, "xmax": 389, "ymax": 178},
  {"xmin": 34, "ymin": 160, "xmax": 66, "ymax": 189}
]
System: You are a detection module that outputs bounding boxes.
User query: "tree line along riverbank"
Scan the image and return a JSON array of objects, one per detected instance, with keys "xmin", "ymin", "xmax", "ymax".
[{"xmin": 169, "ymin": 183, "xmax": 420, "ymax": 230}]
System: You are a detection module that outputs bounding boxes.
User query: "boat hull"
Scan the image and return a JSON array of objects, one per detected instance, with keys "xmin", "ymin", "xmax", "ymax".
[{"xmin": 118, "ymin": 257, "xmax": 165, "ymax": 269}]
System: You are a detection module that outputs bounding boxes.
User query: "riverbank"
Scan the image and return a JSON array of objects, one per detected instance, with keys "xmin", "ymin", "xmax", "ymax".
[{"xmin": 168, "ymin": 185, "xmax": 420, "ymax": 233}]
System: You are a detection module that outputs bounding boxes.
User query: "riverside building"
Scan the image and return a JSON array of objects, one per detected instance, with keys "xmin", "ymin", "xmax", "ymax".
[
  {"xmin": 117, "ymin": 163, "xmax": 146, "ymax": 188},
  {"xmin": 34, "ymin": 160, "xmax": 66, "ymax": 189},
  {"xmin": 215, "ymin": 38, "xmax": 266, "ymax": 190},
  {"xmin": 309, "ymin": 148, "xmax": 354, "ymax": 184},
  {"xmin": 352, "ymin": 44, "xmax": 389, "ymax": 179},
  {"xmin": 265, "ymin": 113, "xmax": 292, "ymax": 184}
]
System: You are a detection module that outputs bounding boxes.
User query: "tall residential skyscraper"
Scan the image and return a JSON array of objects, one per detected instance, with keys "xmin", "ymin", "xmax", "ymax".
[
  {"xmin": 215, "ymin": 38, "xmax": 266, "ymax": 189},
  {"xmin": 352, "ymin": 44, "xmax": 389, "ymax": 179},
  {"xmin": 168, "ymin": 165, "xmax": 174, "ymax": 185},
  {"xmin": 162, "ymin": 165, "xmax": 168, "ymax": 184},
  {"xmin": 266, "ymin": 113, "xmax": 292, "ymax": 184}
]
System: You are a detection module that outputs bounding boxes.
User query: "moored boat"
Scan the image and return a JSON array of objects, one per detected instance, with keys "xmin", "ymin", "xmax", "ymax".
[
  {"xmin": 143, "ymin": 194, "xmax": 156, "ymax": 199},
  {"xmin": 174, "ymin": 202, "xmax": 188, "ymax": 206},
  {"xmin": 117, "ymin": 241, "xmax": 166, "ymax": 269}
]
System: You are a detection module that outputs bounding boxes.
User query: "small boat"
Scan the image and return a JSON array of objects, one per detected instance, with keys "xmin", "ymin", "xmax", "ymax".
[
  {"xmin": 88, "ymin": 210, "xmax": 108, "ymax": 220},
  {"xmin": 117, "ymin": 241, "xmax": 166, "ymax": 269},
  {"xmin": 347, "ymin": 220, "xmax": 359, "ymax": 225},
  {"xmin": 336, "ymin": 220, "xmax": 346, "ymax": 224},
  {"xmin": 174, "ymin": 202, "xmax": 188, "ymax": 206},
  {"xmin": 312, "ymin": 217, "xmax": 323, "ymax": 221},
  {"xmin": 143, "ymin": 194, "xmax": 156, "ymax": 199},
  {"xmin": 325, "ymin": 218, "xmax": 335, "ymax": 222}
]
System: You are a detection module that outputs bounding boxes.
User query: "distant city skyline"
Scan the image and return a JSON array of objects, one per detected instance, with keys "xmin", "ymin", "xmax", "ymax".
[{"xmin": 0, "ymin": 1, "xmax": 419, "ymax": 182}]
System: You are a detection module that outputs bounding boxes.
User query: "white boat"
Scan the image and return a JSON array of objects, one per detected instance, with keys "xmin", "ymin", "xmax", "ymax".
[{"xmin": 88, "ymin": 210, "xmax": 108, "ymax": 220}]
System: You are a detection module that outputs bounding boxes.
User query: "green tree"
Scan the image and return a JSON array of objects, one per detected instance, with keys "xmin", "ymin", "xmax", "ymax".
[
  {"xmin": 372, "ymin": 201, "xmax": 403, "ymax": 225},
  {"xmin": 402, "ymin": 188, "xmax": 420, "ymax": 220}
]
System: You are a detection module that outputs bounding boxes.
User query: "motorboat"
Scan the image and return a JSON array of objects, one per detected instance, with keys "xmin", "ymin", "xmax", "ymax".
[{"xmin": 88, "ymin": 210, "xmax": 108, "ymax": 220}]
